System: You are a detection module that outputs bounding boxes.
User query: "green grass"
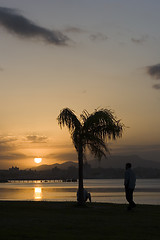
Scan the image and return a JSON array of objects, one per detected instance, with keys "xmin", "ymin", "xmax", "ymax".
[{"xmin": 0, "ymin": 201, "xmax": 160, "ymax": 240}]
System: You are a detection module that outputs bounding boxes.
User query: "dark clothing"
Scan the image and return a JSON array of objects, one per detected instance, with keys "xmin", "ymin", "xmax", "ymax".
[
  {"xmin": 77, "ymin": 189, "xmax": 91, "ymax": 203},
  {"xmin": 124, "ymin": 168, "xmax": 136, "ymax": 189},
  {"xmin": 124, "ymin": 168, "xmax": 136, "ymax": 209},
  {"xmin": 125, "ymin": 187, "xmax": 136, "ymax": 209}
]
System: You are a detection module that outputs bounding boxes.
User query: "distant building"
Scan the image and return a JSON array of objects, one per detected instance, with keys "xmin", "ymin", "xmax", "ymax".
[{"xmin": 9, "ymin": 166, "xmax": 19, "ymax": 173}]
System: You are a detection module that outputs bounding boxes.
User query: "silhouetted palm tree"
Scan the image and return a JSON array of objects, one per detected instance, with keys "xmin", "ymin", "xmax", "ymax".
[{"xmin": 57, "ymin": 108, "xmax": 123, "ymax": 205}]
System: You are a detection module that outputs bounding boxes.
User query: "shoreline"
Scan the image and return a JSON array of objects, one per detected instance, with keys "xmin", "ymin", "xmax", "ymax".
[{"xmin": 0, "ymin": 199, "xmax": 159, "ymax": 206}]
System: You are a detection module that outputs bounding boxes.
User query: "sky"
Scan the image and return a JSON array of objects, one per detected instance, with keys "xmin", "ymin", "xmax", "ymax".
[{"xmin": 0, "ymin": 0, "xmax": 160, "ymax": 169}]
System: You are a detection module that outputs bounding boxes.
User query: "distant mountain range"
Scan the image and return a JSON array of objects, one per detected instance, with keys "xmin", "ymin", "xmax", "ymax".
[
  {"xmin": 30, "ymin": 155, "xmax": 160, "ymax": 171},
  {"xmin": 31, "ymin": 161, "xmax": 78, "ymax": 171}
]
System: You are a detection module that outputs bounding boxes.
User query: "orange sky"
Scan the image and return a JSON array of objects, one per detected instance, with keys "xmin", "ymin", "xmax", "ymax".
[{"xmin": 0, "ymin": 1, "xmax": 160, "ymax": 169}]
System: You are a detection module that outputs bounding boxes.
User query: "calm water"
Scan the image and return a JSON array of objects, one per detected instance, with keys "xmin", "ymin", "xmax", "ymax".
[{"xmin": 0, "ymin": 179, "xmax": 160, "ymax": 205}]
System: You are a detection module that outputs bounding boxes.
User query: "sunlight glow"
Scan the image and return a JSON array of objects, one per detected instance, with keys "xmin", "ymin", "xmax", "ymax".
[
  {"xmin": 34, "ymin": 158, "xmax": 42, "ymax": 164},
  {"xmin": 34, "ymin": 187, "xmax": 42, "ymax": 200}
]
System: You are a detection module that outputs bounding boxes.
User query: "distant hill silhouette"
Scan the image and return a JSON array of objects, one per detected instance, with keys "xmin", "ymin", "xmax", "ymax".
[
  {"xmin": 31, "ymin": 161, "xmax": 78, "ymax": 171},
  {"xmin": 30, "ymin": 155, "xmax": 160, "ymax": 171}
]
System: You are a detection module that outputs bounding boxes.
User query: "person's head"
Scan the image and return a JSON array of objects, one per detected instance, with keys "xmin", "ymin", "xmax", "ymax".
[{"xmin": 126, "ymin": 162, "xmax": 132, "ymax": 169}]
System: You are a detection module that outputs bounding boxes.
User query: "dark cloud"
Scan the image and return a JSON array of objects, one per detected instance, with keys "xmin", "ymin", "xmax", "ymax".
[
  {"xmin": 146, "ymin": 64, "xmax": 160, "ymax": 80},
  {"xmin": 146, "ymin": 63, "xmax": 160, "ymax": 90},
  {"xmin": 0, "ymin": 136, "xmax": 17, "ymax": 151},
  {"xmin": 0, "ymin": 136, "xmax": 17, "ymax": 144},
  {"xmin": 64, "ymin": 26, "xmax": 86, "ymax": 34},
  {"xmin": 25, "ymin": 135, "xmax": 48, "ymax": 143},
  {"xmin": 0, "ymin": 152, "xmax": 28, "ymax": 161},
  {"xmin": 0, "ymin": 136, "xmax": 28, "ymax": 161},
  {"xmin": 64, "ymin": 26, "xmax": 108, "ymax": 44},
  {"xmin": 113, "ymin": 144, "xmax": 160, "ymax": 152},
  {"xmin": 89, "ymin": 33, "xmax": 108, "ymax": 42},
  {"xmin": 110, "ymin": 144, "xmax": 160, "ymax": 162},
  {"xmin": 131, "ymin": 35, "xmax": 148, "ymax": 44},
  {"xmin": 153, "ymin": 84, "xmax": 160, "ymax": 90},
  {"xmin": 0, "ymin": 144, "xmax": 13, "ymax": 152},
  {"xmin": 0, "ymin": 7, "xmax": 69, "ymax": 45},
  {"xmin": 47, "ymin": 152, "xmax": 77, "ymax": 162}
]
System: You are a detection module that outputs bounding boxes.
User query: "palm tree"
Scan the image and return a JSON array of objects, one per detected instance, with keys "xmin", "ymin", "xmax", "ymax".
[{"xmin": 57, "ymin": 108, "xmax": 123, "ymax": 205}]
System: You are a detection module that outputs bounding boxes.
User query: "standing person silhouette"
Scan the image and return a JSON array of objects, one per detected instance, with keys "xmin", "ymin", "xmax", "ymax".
[{"xmin": 124, "ymin": 163, "xmax": 136, "ymax": 210}]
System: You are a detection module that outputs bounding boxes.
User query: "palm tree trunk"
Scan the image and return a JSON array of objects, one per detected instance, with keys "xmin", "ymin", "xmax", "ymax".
[{"xmin": 78, "ymin": 144, "xmax": 84, "ymax": 205}]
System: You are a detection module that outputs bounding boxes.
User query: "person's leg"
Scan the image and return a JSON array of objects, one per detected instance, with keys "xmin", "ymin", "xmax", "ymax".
[
  {"xmin": 125, "ymin": 188, "xmax": 133, "ymax": 210},
  {"xmin": 88, "ymin": 193, "xmax": 91, "ymax": 202},
  {"xmin": 128, "ymin": 189, "xmax": 136, "ymax": 209},
  {"xmin": 130, "ymin": 189, "xmax": 136, "ymax": 207},
  {"xmin": 125, "ymin": 188, "xmax": 130, "ymax": 203}
]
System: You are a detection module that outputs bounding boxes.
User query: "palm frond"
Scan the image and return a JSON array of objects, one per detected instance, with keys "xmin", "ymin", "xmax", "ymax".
[
  {"xmin": 72, "ymin": 128, "xmax": 81, "ymax": 152},
  {"xmin": 57, "ymin": 108, "xmax": 81, "ymax": 132},
  {"xmin": 82, "ymin": 131, "xmax": 109, "ymax": 159},
  {"xmin": 83, "ymin": 108, "xmax": 123, "ymax": 140},
  {"xmin": 80, "ymin": 109, "xmax": 90, "ymax": 124},
  {"xmin": 87, "ymin": 140, "xmax": 109, "ymax": 160}
]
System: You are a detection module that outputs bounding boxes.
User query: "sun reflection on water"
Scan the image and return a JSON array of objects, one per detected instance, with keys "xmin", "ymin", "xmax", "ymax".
[{"xmin": 34, "ymin": 187, "xmax": 42, "ymax": 200}]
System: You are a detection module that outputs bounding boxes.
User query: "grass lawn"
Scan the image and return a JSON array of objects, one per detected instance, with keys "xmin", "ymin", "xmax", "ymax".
[{"xmin": 0, "ymin": 201, "xmax": 160, "ymax": 240}]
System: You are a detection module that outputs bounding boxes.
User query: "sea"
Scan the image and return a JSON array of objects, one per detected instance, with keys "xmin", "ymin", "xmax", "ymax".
[{"xmin": 0, "ymin": 179, "xmax": 160, "ymax": 205}]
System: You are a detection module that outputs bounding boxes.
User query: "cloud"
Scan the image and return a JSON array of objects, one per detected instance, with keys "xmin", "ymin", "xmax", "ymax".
[
  {"xmin": 64, "ymin": 25, "xmax": 108, "ymax": 44},
  {"xmin": 0, "ymin": 144, "xmax": 13, "ymax": 152},
  {"xmin": 110, "ymin": 143, "xmax": 160, "ymax": 161},
  {"xmin": 153, "ymin": 84, "xmax": 160, "ymax": 90},
  {"xmin": 131, "ymin": 35, "xmax": 148, "ymax": 44},
  {"xmin": 146, "ymin": 63, "xmax": 160, "ymax": 90},
  {"xmin": 0, "ymin": 135, "xmax": 29, "ymax": 161},
  {"xmin": 64, "ymin": 26, "xmax": 86, "ymax": 34},
  {"xmin": 0, "ymin": 136, "xmax": 17, "ymax": 151},
  {"xmin": 25, "ymin": 135, "xmax": 48, "ymax": 143},
  {"xmin": 0, "ymin": 152, "xmax": 28, "ymax": 161},
  {"xmin": 146, "ymin": 64, "xmax": 160, "ymax": 80},
  {"xmin": 0, "ymin": 7, "xmax": 69, "ymax": 45},
  {"xmin": 112, "ymin": 144, "xmax": 160, "ymax": 152},
  {"xmin": 89, "ymin": 33, "xmax": 108, "ymax": 42},
  {"xmin": 0, "ymin": 135, "xmax": 17, "ymax": 144},
  {"xmin": 0, "ymin": 136, "xmax": 17, "ymax": 146},
  {"xmin": 47, "ymin": 152, "xmax": 77, "ymax": 162}
]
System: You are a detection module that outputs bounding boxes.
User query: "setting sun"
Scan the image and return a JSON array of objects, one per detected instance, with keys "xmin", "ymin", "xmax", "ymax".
[{"xmin": 34, "ymin": 158, "xmax": 42, "ymax": 164}]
